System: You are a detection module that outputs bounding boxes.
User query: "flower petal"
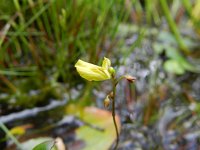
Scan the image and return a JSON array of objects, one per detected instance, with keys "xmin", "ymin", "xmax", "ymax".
[
  {"xmin": 75, "ymin": 59, "xmax": 111, "ymax": 81},
  {"xmin": 102, "ymin": 57, "xmax": 111, "ymax": 69},
  {"xmin": 76, "ymin": 67, "xmax": 106, "ymax": 81},
  {"xmin": 75, "ymin": 59, "xmax": 101, "ymax": 69}
]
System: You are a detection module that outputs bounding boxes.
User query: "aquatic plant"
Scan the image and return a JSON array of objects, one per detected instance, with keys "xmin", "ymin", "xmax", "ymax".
[{"xmin": 75, "ymin": 57, "xmax": 136, "ymax": 149}]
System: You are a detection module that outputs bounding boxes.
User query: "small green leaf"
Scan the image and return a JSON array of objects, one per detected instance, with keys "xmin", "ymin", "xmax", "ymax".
[
  {"xmin": 33, "ymin": 140, "xmax": 56, "ymax": 150},
  {"xmin": 164, "ymin": 59, "xmax": 185, "ymax": 75},
  {"xmin": 153, "ymin": 43, "xmax": 164, "ymax": 54},
  {"xmin": 21, "ymin": 137, "xmax": 57, "ymax": 150}
]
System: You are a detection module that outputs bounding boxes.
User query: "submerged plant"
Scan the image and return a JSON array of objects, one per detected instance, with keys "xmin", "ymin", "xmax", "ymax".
[{"xmin": 75, "ymin": 57, "xmax": 136, "ymax": 149}]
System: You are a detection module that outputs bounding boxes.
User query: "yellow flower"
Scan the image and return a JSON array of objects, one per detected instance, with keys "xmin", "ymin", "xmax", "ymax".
[{"xmin": 75, "ymin": 57, "xmax": 113, "ymax": 81}]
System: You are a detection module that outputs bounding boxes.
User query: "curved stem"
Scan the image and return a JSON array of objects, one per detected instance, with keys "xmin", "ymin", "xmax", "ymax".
[
  {"xmin": 115, "ymin": 76, "xmax": 124, "ymax": 86},
  {"xmin": 112, "ymin": 78, "xmax": 119, "ymax": 150},
  {"xmin": 160, "ymin": 0, "xmax": 188, "ymax": 53}
]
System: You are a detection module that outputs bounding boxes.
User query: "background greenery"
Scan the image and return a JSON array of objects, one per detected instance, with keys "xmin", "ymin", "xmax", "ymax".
[{"xmin": 0, "ymin": 0, "xmax": 200, "ymax": 149}]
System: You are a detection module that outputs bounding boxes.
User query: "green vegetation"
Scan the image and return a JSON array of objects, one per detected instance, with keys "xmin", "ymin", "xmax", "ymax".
[{"xmin": 0, "ymin": 0, "xmax": 200, "ymax": 149}]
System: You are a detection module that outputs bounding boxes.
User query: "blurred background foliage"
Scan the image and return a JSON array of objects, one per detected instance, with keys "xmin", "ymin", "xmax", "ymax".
[
  {"xmin": 0, "ymin": 0, "xmax": 199, "ymax": 107},
  {"xmin": 0, "ymin": 0, "xmax": 200, "ymax": 149},
  {"xmin": 0, "ymin": 0, "xmax": 128, "ymax": 109}
]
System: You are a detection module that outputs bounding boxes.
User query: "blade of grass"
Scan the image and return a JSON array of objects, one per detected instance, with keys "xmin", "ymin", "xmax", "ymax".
[
  {"xmin": 0, "ymin": 23, "xmax": 10, "ymax": 48},
  {"xmin": 0, "ymin": 122, "xmax": 23, "ymax": 150},
  {"xmin": 0, "ymin": 75, "xmax": 17, "ymax": 92},
  {"xmin": 160, "ymin": 0, "xmax": 189, "ymax": 53},
  {"xmin": 2, "ymin": 0, "xmax": 53, "ymax": 52},
  {"xmin": 145, "ymin": 0, "xmax": 152, "ymax": 24}
]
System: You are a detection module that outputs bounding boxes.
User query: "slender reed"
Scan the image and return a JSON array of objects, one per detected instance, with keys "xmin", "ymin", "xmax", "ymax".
[{"xmin": 0, "ymin": 122, "xmax": 22, "ymax": 150}]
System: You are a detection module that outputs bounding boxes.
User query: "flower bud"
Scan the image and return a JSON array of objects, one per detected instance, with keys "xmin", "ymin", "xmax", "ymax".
[
  {"xmin": 109, "ymin": 67, "xmax": 115, "ymax": 76},
  {"xmin": 108, "ymin": 92, "xmax": 114, "ymax": 99},
  {"xmin": 125, "ymin": 75, "xmax": 136, "ymax": 83},
  {"xmin": 104, "ymin": 96, "xmax": 110, "ymax": 108}
]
